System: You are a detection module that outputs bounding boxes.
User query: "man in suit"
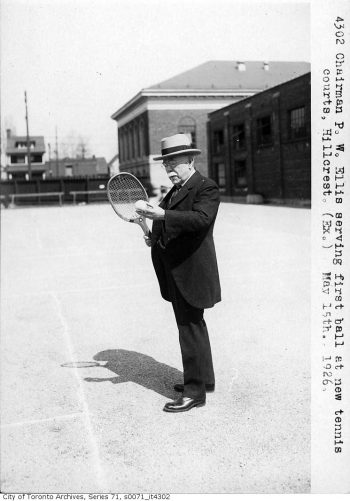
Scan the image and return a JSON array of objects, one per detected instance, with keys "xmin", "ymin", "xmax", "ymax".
[{"xmin": 136, "ymin": 133, "xmax": 221, "ymax": 413}]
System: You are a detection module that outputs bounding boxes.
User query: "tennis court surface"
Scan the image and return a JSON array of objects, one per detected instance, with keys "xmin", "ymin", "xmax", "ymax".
[{"xmin": 1, "ymin": 202, "xmax": 310, "ymax": 493}]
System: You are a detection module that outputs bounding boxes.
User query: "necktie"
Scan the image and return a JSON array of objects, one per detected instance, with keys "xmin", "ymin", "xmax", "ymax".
[{"xmin": 168, "ymin": 185, "xmax": 181, "ymax": 207}]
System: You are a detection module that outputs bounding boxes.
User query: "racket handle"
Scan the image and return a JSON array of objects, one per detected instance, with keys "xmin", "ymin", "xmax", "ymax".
[{"xmin": 134, "ymin": 216, "xmax": 152, "ymax": 237}]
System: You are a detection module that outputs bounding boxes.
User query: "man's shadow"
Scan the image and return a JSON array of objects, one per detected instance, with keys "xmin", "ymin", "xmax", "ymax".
[{"xmin": 84, "ymin": 349, "xmax": 182, "ymax": 399}]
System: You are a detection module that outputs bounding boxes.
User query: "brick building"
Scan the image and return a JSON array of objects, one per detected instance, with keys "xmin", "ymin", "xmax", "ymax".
[
  {"xmin": 111, "ymin": 60, "xmax": 310, "ymax": 189},
  {"xmin": 207, "ymin": 73, "xmax": 311, "ymax": 205},
  {"xmin": 44, "ymin": 156, "xmax": 108, "ymax": 177}
]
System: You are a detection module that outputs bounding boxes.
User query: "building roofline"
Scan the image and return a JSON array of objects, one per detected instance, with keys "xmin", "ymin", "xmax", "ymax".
[
  {"xmin": 208, "ymin": 71, "xmax": 311, "ymax": 117},
  {"xmin": 6, "ymin": 135, "xmax": 45, "ymax": 140},
  {"xmin": 111, "ymin": 88, "xmax": 260, "ymax": 120},
  {"xmin": 111, "ymin": 91, "xmax": 144, "ymax": 120}
]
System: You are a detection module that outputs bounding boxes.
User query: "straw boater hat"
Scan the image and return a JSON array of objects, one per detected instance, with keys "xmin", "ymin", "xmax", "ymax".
[{"xmin": 153, "ymin": 133, "xmax": 201, "ymax": 161}]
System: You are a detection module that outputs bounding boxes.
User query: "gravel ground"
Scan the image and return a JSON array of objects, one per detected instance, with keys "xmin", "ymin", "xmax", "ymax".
[{"xmin": 0, "ymin": 201, "xmax": 311, "ymax": 494}]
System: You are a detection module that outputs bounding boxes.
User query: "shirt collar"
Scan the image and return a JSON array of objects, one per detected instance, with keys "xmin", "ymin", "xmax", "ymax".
[{"xmin": 179, "ymin": 168, "xmax": 196, "ymax": 188}]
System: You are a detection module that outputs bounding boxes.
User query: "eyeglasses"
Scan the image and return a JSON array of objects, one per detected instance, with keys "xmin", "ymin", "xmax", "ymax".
[{"xmin": 162, "ymin": 157, "xmax": 191, "ymax": 169}]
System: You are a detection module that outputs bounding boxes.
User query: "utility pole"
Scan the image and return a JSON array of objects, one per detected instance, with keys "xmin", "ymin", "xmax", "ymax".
[
  {"xmin": 48, "ymin": 143, "xmax": 52, "ymax": 176},
  {"xmin": 55, "ymin": 126, "xmax": 59, "ymax": 176},
  {"xmin": 24, "ymin": 91, "xmax": 32, "ymax": 180}
]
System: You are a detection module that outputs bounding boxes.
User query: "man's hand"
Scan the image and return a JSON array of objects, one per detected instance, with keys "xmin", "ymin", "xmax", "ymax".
[{"xmin": 136, "ymin": 205, "xmax": 165, "ymax": 220}]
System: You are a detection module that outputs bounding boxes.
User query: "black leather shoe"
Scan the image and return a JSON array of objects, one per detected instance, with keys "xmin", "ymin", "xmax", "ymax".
[
  {"xmin": 174, "ymin": 383, "xmax": 215, "ymax": 393},
  {"xmin": 163, "ymin": 396, "xmax": 206, "ymax": 413}
]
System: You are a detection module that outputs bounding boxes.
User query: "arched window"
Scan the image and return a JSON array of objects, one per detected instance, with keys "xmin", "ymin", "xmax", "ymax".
[{"xmin": 178, "ymin": 116, "xmax": 197, "ymax": 147}]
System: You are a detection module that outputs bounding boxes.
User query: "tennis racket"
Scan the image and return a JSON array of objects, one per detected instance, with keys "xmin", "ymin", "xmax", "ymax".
[{"xmin": 107, "ymin": 172, "xmax": 151, "ymax": 237}]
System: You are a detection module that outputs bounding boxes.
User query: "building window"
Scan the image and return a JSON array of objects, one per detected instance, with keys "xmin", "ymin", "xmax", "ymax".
[
  {"xmin": 214, "ymin": 162, "xmax": 226, "ymax": 192},
  {"xmin": 178, "ymin": 117, "xmax": 196, "ymax": 147},
  {"xmin": 123, "ymin": 128, "xmax": 127, "ymax": 161},
  {"xmin": 234, "ymin": 160, "xmax": 248, "ymax": 190},
  {"xmin": 31, "ymin": 154, "xmax": 43, "ymax": 163},
  {"xmin": 119, "ymin": 131, "xmax": 124, "ymax": 162},
  {"xmin": 127, "ymin": 126, "xmax": 132, "ymax": 160},
  {"xmin": 213, "ymin": 130, "xmax": 224, "ymax": 154},
  {"xmin": 125, "ymin": 129, "xmax": 128, "ymax": 161},
  {"xmin": 124, "ymin": 127, "xmax": 128, "ymax": 160},
  {"xmin": 10, "ymin": 155, "xmax": 26, "ymax": 164},
  {"xmin": 256, "ymin": 115, "xmax": 273, "ymax": 146},
  {"xmin": 134, "ymin": 122, "xmax": 140, "ymax": 157},
  {"xmin": 124, "ymin": 130, "xmax": 127, "ymax": 161},
  {"xmin": 32, "ymin": 172, "xmax": 44, "ymax": 180},
  {"xmin": 130, "ymin": 123, "xmax": 135, "ymax": 160},
  {"xmin": 288, "ymin": 106, "xmax": 306, "ymax": 139},
  {"xmin": 65, "ymin": 165, "xmax": 73, "ymax": 177},
  {"xmin": 231, "ymin": 123, "xmax": 245, "ymax": 150},
  {"xmin": 139, "ymin": 120, "xmax": 145, "ymax": 156},
  {"xmin": 15, "ymin": 141, "xmax": 35, "ymax": 149},
  {"xmin": 118, "ymin": 131, "xmax": 122, "ymax": 162}
]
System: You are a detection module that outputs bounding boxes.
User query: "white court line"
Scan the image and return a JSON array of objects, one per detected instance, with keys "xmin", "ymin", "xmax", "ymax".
[
  {"xmin": 51, "ymin": 292, "xmax": 107, "ymax": 491},
  {"xmin": 1, "ymin": 412, "xmax": 84, "ymax": 429}
]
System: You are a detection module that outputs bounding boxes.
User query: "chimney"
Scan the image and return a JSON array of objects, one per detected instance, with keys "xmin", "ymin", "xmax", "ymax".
[
  {"xmin": 6, "ymin": 129, "xmax": 11, "ymax": 139},
  {"xmin": 236, "ymin": 61, "xmax": 246, "ymax": 71}
]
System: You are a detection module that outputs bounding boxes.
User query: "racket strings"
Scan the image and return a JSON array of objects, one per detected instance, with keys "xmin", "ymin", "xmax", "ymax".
[{"xmin": 108, "ymin": 174, "xmax": 147, "ymax": 220}]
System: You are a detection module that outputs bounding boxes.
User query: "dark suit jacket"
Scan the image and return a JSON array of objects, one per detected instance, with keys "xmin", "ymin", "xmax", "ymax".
[{"xmin": 151, "ymin": 170, "xmax": 221, "ymax": 309}]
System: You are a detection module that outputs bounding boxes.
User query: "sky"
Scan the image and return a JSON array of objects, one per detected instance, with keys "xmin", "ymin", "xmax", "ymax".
[{"xmin": 1, "ymin": 0, "xmax": 310, "ymax": 162}]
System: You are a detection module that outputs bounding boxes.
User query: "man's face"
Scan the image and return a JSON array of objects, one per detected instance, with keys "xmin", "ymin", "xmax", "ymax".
[{"xmin": 163, "ymin": 155, "xmax": 193, "ymax": 185}]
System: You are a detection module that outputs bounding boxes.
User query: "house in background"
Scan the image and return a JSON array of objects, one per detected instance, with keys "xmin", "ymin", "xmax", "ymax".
[
  {"xmin": 111, "ymin": 60, "xmax": 311, "ymax": 189},
  {"xmin": 5, "ymin": 129, "xmax": 108, "ymax": 180},
  {"xmin": 208, "ymin": 72, "xmax": 311, "ymax": 205},
  {"xmin": 5, "ymin": 129, "xmax": 46, "ymax": 180}
]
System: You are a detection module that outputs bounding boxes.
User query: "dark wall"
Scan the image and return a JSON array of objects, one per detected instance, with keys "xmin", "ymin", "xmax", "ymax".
[
  {"xmin": 0, "ymin": 176, "xmax": 110, "ymax": 205},
  {"xmin": 208, "ymin": 73, "xmax": 311, "ymax": 203}
]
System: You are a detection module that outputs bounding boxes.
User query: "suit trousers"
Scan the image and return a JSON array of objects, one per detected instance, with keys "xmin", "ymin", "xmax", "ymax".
[{"xmin": 157, "ymin": 247, "xmax": 215, "ymax": 399}]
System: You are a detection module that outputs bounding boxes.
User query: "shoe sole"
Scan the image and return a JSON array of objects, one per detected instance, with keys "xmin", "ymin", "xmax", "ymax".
[{"xmin": 163, "ymin": 401, "xmax": 206, "ymax": 413}]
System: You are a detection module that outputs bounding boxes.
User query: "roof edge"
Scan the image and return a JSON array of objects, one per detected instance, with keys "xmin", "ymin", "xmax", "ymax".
[
  {"xmin": 208, "ymin": 71, "xmax": 311, "ymax": 117},
  {"xmin": 111, "ymin": 88, "xmax": 259, "ymax": 120}
]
